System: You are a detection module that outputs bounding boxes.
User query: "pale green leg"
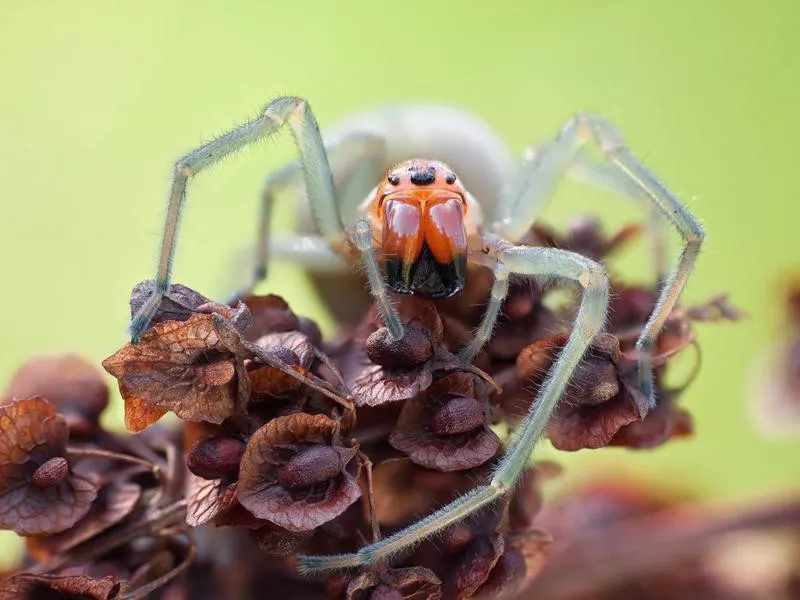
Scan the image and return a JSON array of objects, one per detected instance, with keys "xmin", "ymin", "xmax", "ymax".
[
  {"xmin": 569, "ymin": 150, "xmax": 669, "ymax": 281},
  {"xmin": 232, "ymin": 131, "xmax": 386, "ymax": 300},
  {"xmin": 130, "ymin": 97, "xmax": 343, "ymax": 342},
  {"xmin": 493, "ymin": 115, "xmax": 704, "ymax": 406},
  {"xmin": 354, "ymin": 219, "xmax": 404, "ymax": 341},
  {"xmin": 297, "ymin": 241, "xmax": 609, "ymax": 572}
]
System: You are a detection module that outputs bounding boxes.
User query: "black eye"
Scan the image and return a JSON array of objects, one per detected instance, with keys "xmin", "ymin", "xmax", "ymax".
[
  {"xmin": 446, "ymin": 173, "xmax": 457, "ymax": 184},
  {"xmin": 387, "ymin": 174, "xmax": 400, "ymax": 185}
]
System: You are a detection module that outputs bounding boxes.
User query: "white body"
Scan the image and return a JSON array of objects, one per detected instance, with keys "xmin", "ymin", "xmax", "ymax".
[{"xmin": 321, "ymin": 104, "xmax": 515, "ymax": 225}]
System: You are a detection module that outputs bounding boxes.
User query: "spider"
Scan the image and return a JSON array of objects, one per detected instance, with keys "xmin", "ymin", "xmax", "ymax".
[{"xmin": 128, "ymin": 97, "xmax": 704, "ymax": 572}]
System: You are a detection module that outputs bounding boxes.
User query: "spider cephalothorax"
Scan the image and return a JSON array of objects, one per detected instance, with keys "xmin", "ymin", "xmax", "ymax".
[{"xmin": 366, "ymin": 159, "xmax": 479, "ymax": 299}]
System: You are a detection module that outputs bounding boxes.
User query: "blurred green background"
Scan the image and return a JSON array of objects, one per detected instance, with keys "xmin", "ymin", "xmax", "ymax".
[{"xmin": 1, "ymin": 0, "xmax": 798, "ymax": 565}]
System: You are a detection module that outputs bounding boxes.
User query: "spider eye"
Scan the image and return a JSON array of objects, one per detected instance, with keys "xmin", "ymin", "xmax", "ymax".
[
  {"xmin": 387, "ymin": 174, "xmax": 400, "ymax": 185},
  {"xmin": 445, "ymin": 173, "xmax": 457, "ymax": 184}
]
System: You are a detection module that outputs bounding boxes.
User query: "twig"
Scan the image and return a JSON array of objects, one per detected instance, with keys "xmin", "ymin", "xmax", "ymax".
[
  {"xmin": 121, "ymin": 536, "xmax": 197, "ymax": 600},
  {"xmin": 29, "ymin": 500, "xmax": 187, "ymax": 575}
]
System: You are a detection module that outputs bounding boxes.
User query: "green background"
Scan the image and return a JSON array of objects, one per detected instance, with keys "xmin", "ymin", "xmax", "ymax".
[{"xmin": 1, "ymin": 1, "xmax": 798, "ymax": 565}]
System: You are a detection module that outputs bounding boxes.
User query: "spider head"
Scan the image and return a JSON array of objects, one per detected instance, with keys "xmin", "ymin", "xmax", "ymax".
[{"xmin": 372, "ymin": 159, "xmax": 469, "ymax": 299}]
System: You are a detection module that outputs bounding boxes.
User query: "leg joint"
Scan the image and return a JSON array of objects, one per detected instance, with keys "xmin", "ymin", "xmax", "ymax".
[
  {"xmin": 174, "ymin": 162, "xmax": 193, "ymax": 179},
  {"xmin": 635, "ymin": 335, "xmax": 655, "ymax": 352},
  {"xmin": 489, "ymin": 478, "xmax": 509, "ymax": 496},
  {"xmin": 686, "ymin": 224, "xmax": 705, "ymax": 247},
  {"xmin": 579, "ymin": 262, "xmax": 609, "ymax": 293}
]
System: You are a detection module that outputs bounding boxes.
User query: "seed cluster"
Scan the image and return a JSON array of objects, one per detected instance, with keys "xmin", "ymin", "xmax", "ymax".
[{"xmin": 0, "ymin": 216, "xmax": 749, "ymax": 599}]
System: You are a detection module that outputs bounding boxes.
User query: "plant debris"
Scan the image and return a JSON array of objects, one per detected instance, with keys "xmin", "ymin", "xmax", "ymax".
[{"xmin": 0, "ymin": 215, "xmax": 755, "ymax": 599}]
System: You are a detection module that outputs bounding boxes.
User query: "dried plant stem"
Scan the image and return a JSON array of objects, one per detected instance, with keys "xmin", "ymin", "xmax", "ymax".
[
  {"xmin": 29, "ymin": 500, "xmax": 187, "ymax": 575},
  {"xmin": 121, "ymin": 537, "xmax": 197, "ymax": 600},
  {"xmin": 66, "ymin": 446, "xmax": 166, "ymax": 493},
  {"xmin": 359, "ymin": 451, "xmax": 382, "ymax": 544},
  {"xmin": 212, "ymin": 313, "xmax": 353, "ymax": 409}
]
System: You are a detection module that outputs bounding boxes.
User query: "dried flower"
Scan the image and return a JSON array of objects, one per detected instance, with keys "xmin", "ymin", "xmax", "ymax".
[
  {"xmin": 0, "ymin": 397, "xmax": 99, "ymax": 535},
  {"xmin": 389, "ymin": 372, "xmax": 500, "ymax": 471},
  {"xmin": 237, "ymin": 413, "xmax": 360, "ymax": 531},
  {"xmin": 103, "ymin": 309, "xmax": 249, "ymax": 431}
]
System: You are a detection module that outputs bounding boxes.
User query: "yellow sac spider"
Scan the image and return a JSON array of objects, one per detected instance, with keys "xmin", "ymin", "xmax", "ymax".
[{"xmin": 128, "ymin": 98, "xmax": 704, "ymax": 572}]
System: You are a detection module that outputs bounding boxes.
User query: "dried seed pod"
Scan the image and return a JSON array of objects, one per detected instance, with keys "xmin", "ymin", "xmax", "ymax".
[
  {"xmin": 517, "ymin": 333, "xmax": 650, "ymax": 451},
  {"xmin": 278, "ymin": 445, "xmax": 344, "ymax": 490},
  {"xmin": 3, "ymin": 355, "xmax": 110, "ymax": 434},
  {"xmin": 0, "ymin": 397, "xmax": 99, "ymax": 536},
  {"xmin": 430, "ymin": 395, "xmax": 486, "ymax": 436},
  {"xmin": 238, "ymin": 293, "xmax": 301, "ymax": 340},
  {"xmin": 129, "ymin": 281, "xmax": 213, "ymax": 326},
  {"xmin": 27, "ymin": 481, "xmax": 142, "ymax": 560},
  {"xmin": 369, "ymin": 585, "xmax": 404, "ymax": 600},
  {"xmin": 103, "ymin": 312, "xmax": 248, "ymax": 431},
  {"xmin": 567, "ymin": 356, "xmax": 620, "ymax": 406},
  {"xmin": 344, "ymin": 566, "xmax": 442, "ymax": 600},
  {"xmin": 31, "ymin": 456, "xmax": 70, "ymax": 488},
  {"xmin": 237, "ymin": 413, "xmax": 360, "ymax": 531},
  {"xmin": 187, "ymin": 436, "xmax": 246, "ymax": 480},
  {"xmin": 444, "ymin": 533, "xmax": 505, "ymax": 599},
  {"xmin": 472, "ymin": 544, "xmax": 527, "ymax": 599},
  {"xmin": 389, "ymin": 373, "xmax": 499, "ymax": 471},
  {"xmin": 365, "ymin": 327, "xmax": 433, "ymax": 368}
]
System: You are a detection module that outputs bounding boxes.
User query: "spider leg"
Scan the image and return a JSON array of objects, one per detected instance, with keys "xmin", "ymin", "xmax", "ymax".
[
  {"xmin": 297, "ymin": 242, "xmax": 609, "ymax": 572},
  {"xmin": 129, "ymin": 97, "xmax": 343, "ymax": 342},
  {"xmin": 493, "ymin": 115, "xmax": 704, "ymax": 407},
  {"xmin": 568, "ymin": 150, "xmax": 669, "ymax": 281},
  {"xmin": 233, "ymin": 132, "xmax": 387, "ymax": 300},
  {"xmin": 354, "ymin": 219, "xmax": 404, "ymax": 340},
  {"xmin": 230, "ymin": 234, "xmax": 350, "ymax": 302}
]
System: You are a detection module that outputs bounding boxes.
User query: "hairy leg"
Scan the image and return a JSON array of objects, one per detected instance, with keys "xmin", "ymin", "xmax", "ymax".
[
  {"xmin": 130, "ymin": 97, "xmax": 342, "ymax": 342},
  {"xmin": 233, "ymin": 132, "xmax": 386, "ymax": 300},
  {"xmin": 297, "ymin": 240, "xmax": 609, "ymax": 571},
  {"xmin": 493, "ymin": 115, "xmax": 704, "ymax": 406},
  {"xmin": 353, "ymin": 219, "xmax": 404, "ymax": 340}
]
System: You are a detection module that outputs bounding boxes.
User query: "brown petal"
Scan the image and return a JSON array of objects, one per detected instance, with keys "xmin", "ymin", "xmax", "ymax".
[
  {"xmin": 352, "ymin": 349, "xmax": 490, "ymax": 409},
  {"xmin": 238, "ymin": 294, "xmax": 301, "ymax": 340},
  {"xmin": 345, "ymin": 567, "xmax": 442, "ymax": 600},
  {"xmin": 185, "ymin": 473, "xmax": 238, "ymax": 527},
  {"xmin": 610, "ymin": 390, "xmax": 693, "ymax": 449},
  {"xmin": 0, "ymin": 573, "xmax": 126, "ymax": 599},
  {"xmin": 255, "ymin": 331, "xmax": 316, "ymax": 368},
  {"xmin": 351, "ymin": 363, "xmax": 434, "ymax": 407},
  {"xmin": 444, "ymin": 532, "xmax": 505, "ymax": 599},
  {"xmin": 252, "ymin": 521, "xmax": 314, "ymax": 557},
  {"xmin": 471, "ymin": 545, "xmax": 528, "ymax": 600},
  {"xmin": 504, "ymin": 529, "xmax": 552, "ymax": 592},
  {"xmin": 547, "ymin": 386, "xmax": 647, "ymax": 451},
  {"xmin": 130, "ymin": 281, "xmax": 213, "ymax": 326},
  {"xmin": 27, "ymin": 482, "xmax": 141, "ymax": 558},
  {"xmin": 248, "ymin": 351, "xmax": 304, "ymax": 399},
  {"xmin": 103, "ymin": 313, "xmax": 241, "ymax": 431}
]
